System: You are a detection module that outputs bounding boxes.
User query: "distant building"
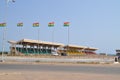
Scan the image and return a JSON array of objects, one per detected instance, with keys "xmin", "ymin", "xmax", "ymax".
[
  {"xmin": 8, "ymin": 39, "xmax": 98, "ymax": 56},
  {"xmin": 116, "ymin": 49, "xmax": 120, "ymax": 56}
]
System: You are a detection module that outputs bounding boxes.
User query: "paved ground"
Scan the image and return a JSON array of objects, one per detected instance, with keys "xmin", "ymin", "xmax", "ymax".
[
  {"xmin": 0, "ymin": 63, "xmax": 120, "ymax": 74},
  {"xmin": 0, "ymin": 62, "xmax": 120, "ymax": 80}
]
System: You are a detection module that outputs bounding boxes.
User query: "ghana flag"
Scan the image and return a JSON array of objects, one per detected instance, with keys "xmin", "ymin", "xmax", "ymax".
[
  {"xmin": 0, "ymin": 23, "xmax": 6, "ymax": 27},
  {"xmin": 17, "ymin": 22, "xmax": 23, "ymax": 27},
  {"xmin": 48, "ymin": 22, "xmax": 54, "ymax": 27},
  {"xmin": 33, "ymin": 22, "xmax": 39, "ymax": 27},
  {"xmin": 64, "ymin": 22, "xmax": 70, "ymax": 27}
]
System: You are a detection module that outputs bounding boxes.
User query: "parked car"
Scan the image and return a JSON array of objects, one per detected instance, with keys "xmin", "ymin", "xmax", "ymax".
[
  {"xmin": 61, "ymin": 53, "xmax": 67, "ymax": 56},
  {"xmin": 51, "ymin": 50, "xmax": 59, "ymax": 56}
]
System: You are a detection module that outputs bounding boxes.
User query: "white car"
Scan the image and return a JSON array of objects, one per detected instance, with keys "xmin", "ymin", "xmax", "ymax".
[{"xmin": 51, "ymin": 50, "xmax": 59, "ymax": 56}]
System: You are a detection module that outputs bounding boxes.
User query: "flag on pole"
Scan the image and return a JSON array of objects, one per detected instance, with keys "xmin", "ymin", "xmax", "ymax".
[
  {"xmin": 64, "ymin": 22, "xmax": 70, "ymax": 27},
  {"xmin": 33, "ymin": 22, "xmax": 39, "ymax": 27},
  {"xmin": 48, "ymin": 22, "xmax": 54, "ymax": 27},
  {"xmin": 17, "ymin": 22, "xmax": 23, "ymax": 27},
  {"xmin": 0, "ymin": 23, "xmax": 6, "ymax": 27}
]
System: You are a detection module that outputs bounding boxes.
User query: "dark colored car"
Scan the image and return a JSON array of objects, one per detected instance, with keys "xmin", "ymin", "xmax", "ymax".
[{"xmin": 61, "ymin": 53, "xmax": 67, "ymax": 56}]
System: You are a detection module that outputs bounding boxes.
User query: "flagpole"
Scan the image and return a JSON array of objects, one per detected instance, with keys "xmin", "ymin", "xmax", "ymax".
[
  {"xmin": 38, "ymin": 23, "xmax": 40, "ymax": 54},
  {"xmin": 68, "ymin": 25, "xmax": 70, "ymax": 47},
  {"xmin": 38, "ymin": 28, "xmax": 40, "ymax": 54},
  {"xmin": 18, "ymin": 26, "xmax": 22, "ymax": 55},
  {"xmin": 67, "ymin": 25, "xmax": 70, "ymax": 56},
  {"xmin": 51, "ymin": 26, "xmax": 54, "ymax": 54},
  {"xmin": 48, "ymin": 22, "xmax": 54, "ymax": 52},
  {"xmin": 20, "ymin": 26, "xmax": 23, "ymax": 54},
  {"xmin": 1, "ymin": 28, "xmax": 6, "ymax": 62},
  {"xmin": 64, "ymin": 22, "xmax": 70, "ymax": 56},
  {"xmin": 52, "ymin": 26, "xmax": 54, "ymax": 44}
]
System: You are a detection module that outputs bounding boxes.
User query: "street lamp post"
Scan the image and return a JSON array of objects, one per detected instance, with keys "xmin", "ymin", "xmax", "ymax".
[{"xmin": 1, "ymin": 0, "xmax": 10, "ymax": 62}]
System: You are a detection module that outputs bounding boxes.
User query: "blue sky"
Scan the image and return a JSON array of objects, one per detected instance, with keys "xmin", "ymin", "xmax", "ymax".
[{"xmin": 0, "ymin": 0, "xmax": 120, "ymax": 54}]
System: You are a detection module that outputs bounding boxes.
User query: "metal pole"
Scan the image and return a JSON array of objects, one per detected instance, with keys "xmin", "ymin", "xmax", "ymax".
[
  {"xmin": 68, "ymin": 26, "xmax": 70, "ymax": 46},
  {"xmin": 67, "ymin": 26, "xmax": 70, "ymax": 55},
  {"xmin": 1, "ymin": 0, "xmax": 8, "ymax": 62},
  {"xmin": 52, "ymin": 27, "xmax": 54, "ymax": 43},
  {"xmin": 20, "ymin": 27, "xmax": 23, "ymax": 54},
  {"xmin": 38, "ymin": 29, "xmax": 40, "ymax": 54},
  {"xmin": 51, "ymin": 27, "xmax": 54, "ymax": 53},
  {"xmin": 18, "ymin": 27, "xmax": 23, "ymax": 54},
  {"xmin": 1, "ymin": 28, "xmax": 6, "ymax": 62}
]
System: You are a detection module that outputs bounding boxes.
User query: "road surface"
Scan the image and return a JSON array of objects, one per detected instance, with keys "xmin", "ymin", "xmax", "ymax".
[
  {"xmin": 0, "ymin": 63, "xmax": 120, "ymax": 75},
  {"xmin": 0, "ymin": 63, "xmax": 120, "ymax": 80}
]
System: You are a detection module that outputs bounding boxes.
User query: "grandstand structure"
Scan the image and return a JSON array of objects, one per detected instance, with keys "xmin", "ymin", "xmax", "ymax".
[{"xmin": 8, "ymin": 39, "xmax": 98, "ymax": 56}]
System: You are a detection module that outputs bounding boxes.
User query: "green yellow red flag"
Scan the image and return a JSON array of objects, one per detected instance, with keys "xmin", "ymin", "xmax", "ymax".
[
  {"xmin": 48, "ymin": 22, "xmax": 54, "ymax": 27},
  {"xmin": 17, "ymin": 22, "xmax": 23, "ymax": 27},
  {"xmin": 64, "ymin": 22, "xmax": 70, "ymax": 27},
  {"xmin": 0, "ymin": 23, "xmax": 6, "ymax": 27},
  {"xmin": 33, "ymin": 22, "xmax": 39, "ymax": 27}
]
